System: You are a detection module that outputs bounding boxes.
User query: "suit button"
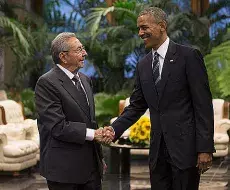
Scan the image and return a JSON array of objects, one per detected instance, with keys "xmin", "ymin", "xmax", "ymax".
[{"xmin": 164, "ymin": 132, "xmax": 167, "ymax": 135}]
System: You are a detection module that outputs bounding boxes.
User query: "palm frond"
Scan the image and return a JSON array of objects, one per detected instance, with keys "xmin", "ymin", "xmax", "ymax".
[
  {"xmin": 204, "ymin": 40, "xmax": 230, "ymax": 99},
  {"xmin": 0, "ymin": 16, "xmax": 30, "ymax": 54},
  {"xmin": 86, "ymin": 7, "xmax": 115, "ymax": 34},
  {"xmin": 210, "ymin": 15, "xmax": 230, "ymax": 25},
  {"xmin": 86, "ymin": 6, "xmax": 138, "ymax": 35}
]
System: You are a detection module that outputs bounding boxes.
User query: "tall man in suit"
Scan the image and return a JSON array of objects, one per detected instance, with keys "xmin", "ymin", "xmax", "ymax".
[
  {"xmin": 103, "ymin": 7, "xmax": 214, "ymax": 190},
  {"xmin": 35, "ymin": 32, "xmax": 106, "ymax": 190}
]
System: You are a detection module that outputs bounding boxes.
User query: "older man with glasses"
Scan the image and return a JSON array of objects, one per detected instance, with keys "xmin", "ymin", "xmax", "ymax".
[{"xmin": 35, "ymin": 32, "xmax": 109, "ymax": 190}]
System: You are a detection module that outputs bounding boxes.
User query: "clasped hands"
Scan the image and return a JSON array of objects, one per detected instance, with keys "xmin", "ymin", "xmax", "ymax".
[{"xmin": 94, "ymin": 126, "xmax": 115, "ymax": 144}]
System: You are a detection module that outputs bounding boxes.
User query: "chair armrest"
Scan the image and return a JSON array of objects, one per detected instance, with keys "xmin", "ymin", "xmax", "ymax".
[
  {"xmin": 0, "ymin": 131, "xmax": 7, "ymax": 162},
  {"xmin": 214, "ymin": 132, "xmax": 229, "ymax": 143},
  {"xmin": 24, "ymin": 119, "xmax": 39, "ymax": 145},
  {"xmin": 0, "ymin": 123, "xmax": 31, "ymax": 141},
  {"xmin": 21, "ymin": 123, "xmax": 34, "ymax": 140},
  {"xmin": 215, "ymin": 119, "xmax": 230, "ymax": 133}
]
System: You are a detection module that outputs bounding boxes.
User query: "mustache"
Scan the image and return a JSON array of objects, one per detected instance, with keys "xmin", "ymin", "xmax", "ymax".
[{"xmin": 140, "ymin": 33, "xmax": 152, "ymax": 39}]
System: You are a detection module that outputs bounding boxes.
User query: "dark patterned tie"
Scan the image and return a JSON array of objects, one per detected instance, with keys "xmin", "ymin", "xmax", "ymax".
[
  {"xmin": 72, "ymin": 74, "xmax": 89, "ymax": 107},
  {"xmin": 152, "ymin": 52, "xmax": 161, "ymax": 85}
]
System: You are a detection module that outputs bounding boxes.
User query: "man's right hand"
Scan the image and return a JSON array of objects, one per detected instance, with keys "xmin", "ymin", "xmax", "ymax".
[
  {"xmin": 102, "ymin": 126, "xmax": 115, "ymax": 144},
  {"xmin": 94, "ymin": 126, "xmax": 115, "ymax": 144},
  {"xmin": 94, "ymin": 128, "xmax": 103, "ymax": 143}
]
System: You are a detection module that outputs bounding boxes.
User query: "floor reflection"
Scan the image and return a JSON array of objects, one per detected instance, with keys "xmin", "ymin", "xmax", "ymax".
[{"xmin": 0, "ymin": 157, "xmax": 230, "ymax": 190}]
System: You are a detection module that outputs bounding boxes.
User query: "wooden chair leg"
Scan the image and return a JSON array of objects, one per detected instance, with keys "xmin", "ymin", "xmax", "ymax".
[{"xmin": 12, "ymin": 171, "xmax": 20, "ymax": 176}]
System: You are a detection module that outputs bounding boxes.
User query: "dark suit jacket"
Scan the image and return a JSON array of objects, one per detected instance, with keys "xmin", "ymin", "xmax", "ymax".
[
  {"xmin": 112, "ymin": 41, "xmax": 214, "ymax": 170},
  {"xmin": 35, "ymin": 65, "xmax": 103, "ymax": 184}
]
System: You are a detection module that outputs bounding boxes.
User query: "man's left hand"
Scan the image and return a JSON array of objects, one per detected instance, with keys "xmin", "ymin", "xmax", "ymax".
[{"xmin": 197, "ymin": 153, "xmax": 212, "ymax": 174}]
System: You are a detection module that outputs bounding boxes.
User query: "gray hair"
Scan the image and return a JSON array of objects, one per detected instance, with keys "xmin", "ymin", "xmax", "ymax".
[
  {"xmin": 138, "ymin": 7, "xmax": 167, "ymax": 24},
  {"xmin": 51, "ymin": 32, "xmax": 76, "ymax": 64}
]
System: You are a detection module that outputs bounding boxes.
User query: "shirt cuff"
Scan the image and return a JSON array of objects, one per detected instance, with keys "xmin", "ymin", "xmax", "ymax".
[{"xmin": 86, "ymin": 128, "xmax": 95, "ymax": 141}]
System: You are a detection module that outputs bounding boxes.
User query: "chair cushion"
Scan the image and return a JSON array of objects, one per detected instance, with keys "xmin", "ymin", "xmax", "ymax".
[
  {"xmin": 3, "ymin": 152, "xmax": 37, "ymax": 163},
  {"xmin": 214, "ymin": 144, "xmax": 228, "ymax": 150},
  {"xmin": 3, "ymin": 140, "xmax": 39, "ymax": 157},
  {"xmin": 213, "ymin": 149, "xmax": 228, "ymax": 157}
]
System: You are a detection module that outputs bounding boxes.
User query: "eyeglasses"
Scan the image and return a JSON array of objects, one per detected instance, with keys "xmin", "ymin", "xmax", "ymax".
[{"xmin": 63, "ymin": 46, "xmax": 86, "ymax": 54}]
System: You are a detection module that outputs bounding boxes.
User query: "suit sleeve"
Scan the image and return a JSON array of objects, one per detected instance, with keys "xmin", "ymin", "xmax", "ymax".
[
  {"xmin": 112, "ymin": 65, "xmax": 148, "ymax": 140},
  {"xmin": 186, "ymin": 49, "xmax": 215, "ymax": 153},
  {"xmin": 35, "ymin": 76, "xmax": 86, "ymax": 144},
  {"xmin": 87, "ymin": 76, "xmax": 104, "ymax": 159}
]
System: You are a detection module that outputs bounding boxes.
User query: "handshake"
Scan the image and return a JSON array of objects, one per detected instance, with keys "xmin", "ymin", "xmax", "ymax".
[{"xmin": 94, "ymin": 126, "xmax": 115, "ymax": 145}]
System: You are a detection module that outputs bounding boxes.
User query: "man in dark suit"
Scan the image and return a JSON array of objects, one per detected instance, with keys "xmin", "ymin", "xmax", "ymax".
[
  {"xmin": 103, "ymin": 7, "xmax": 214, "ymax": 190},
  {"xmin": 35, "ymin": 32, "xmax": 106, "ymax": 190}
]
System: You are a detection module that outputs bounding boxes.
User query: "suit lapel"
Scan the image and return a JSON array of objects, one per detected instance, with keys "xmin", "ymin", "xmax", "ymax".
[
  {"xmin": 53, "ymin": 66, "xmax": 91, "ymax": 120},
  {"xmin": 158, "ymin": 40, "xmax": 178, "ymax": 102},
  {"xmin": 79, "ymin": 73, "xmax": 95, "ymax": 121},
  {"xmin": 145, "ymin": 53, "xmax": 159, "ymax": 110}
]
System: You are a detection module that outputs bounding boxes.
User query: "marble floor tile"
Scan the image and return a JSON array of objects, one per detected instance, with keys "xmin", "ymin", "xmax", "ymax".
[{"xmin": 0, "ymin": 157, "xmax": 230, "ymax": 190}]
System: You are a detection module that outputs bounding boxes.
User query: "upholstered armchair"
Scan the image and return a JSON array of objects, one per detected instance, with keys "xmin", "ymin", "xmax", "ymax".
[
  {"xmin": 0, "ymin": 99, "xmax": 39, "ymax": 160},
  {"xmin": 213, "ymin": 99, "xmax": 230, "ymax": 157},
  {"xmin": 0, "ymin": 123, "xmax": 38, "ymax": 172}
]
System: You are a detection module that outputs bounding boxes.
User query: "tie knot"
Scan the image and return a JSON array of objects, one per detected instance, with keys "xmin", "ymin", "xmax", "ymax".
[
  {"xmin": 154, "ymin": 52, "xmax": 159, "ymax": 58},
  {"xmin": 72, "ymin": 74, "xmax": 82, "ymax": 91},
  {"xmin": 72, "ymin": 74, "xmax": 80, "ymax": 82}
]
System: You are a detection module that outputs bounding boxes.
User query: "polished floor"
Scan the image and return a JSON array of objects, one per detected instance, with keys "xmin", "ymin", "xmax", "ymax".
[{"xmin": 0, "ymin": 156, "xmax": 230, "ymax": 190}]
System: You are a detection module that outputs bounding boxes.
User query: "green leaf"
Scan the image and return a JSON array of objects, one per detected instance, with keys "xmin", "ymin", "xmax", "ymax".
[
  {"xmin": 0, "ymin": 16, "xmax": 30, "ymax": 54},
  {"xmin": 204, "ymin": 40, "xmax": 230, "ymax": 100}
]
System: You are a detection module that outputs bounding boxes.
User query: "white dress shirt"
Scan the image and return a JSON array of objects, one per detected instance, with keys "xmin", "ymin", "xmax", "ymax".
[
  {"xmin": 57, "ymin": 64, "xmax": 95, "ymax": 141},
  {"xmin": 152, "ymin": 37, "xmax": 170, "ymax": 78}
]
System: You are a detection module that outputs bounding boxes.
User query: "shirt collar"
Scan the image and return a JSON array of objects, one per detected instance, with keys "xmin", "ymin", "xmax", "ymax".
[
  {"xmin": 57, "ymin": 64, "xmax": 75, "ymax": 80},
  {"xmin": 152, "ymin": 37, "xmax": 170, "ymax": 59}
]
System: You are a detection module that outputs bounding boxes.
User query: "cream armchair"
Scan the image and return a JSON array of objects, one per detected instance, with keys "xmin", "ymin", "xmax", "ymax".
[
  {"xmin": 213, "ymin": 99, "xmax": 230, "ymax": 157},
  {"xmin": 0, "ymin": 99, "xmax": 39, "ymax": 160},
  {"xmin": 0, "ymin": 124, "xmax": 38, "ymax": 172}
]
